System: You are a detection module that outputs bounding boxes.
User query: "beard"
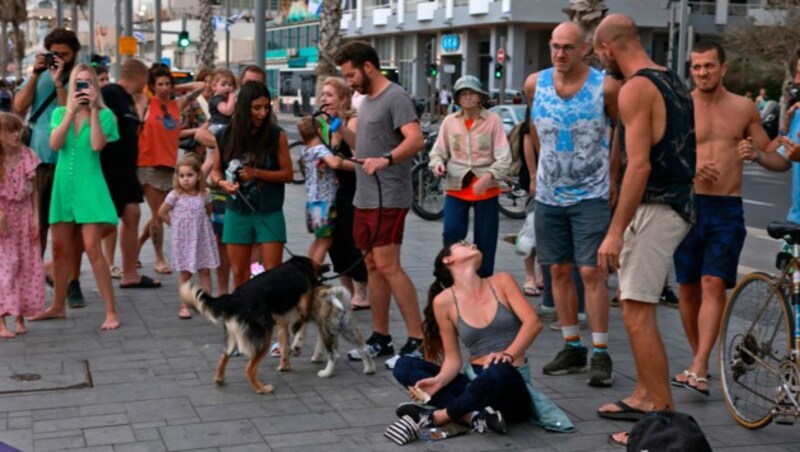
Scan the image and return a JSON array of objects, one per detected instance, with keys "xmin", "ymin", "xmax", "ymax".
[
  {"xmin": 696, "ymin": 81, "xmax": 720, "ymax": 93},
  {"xmin": 354, "ymin": 68, "xmax": 372, "ymax": 95}
]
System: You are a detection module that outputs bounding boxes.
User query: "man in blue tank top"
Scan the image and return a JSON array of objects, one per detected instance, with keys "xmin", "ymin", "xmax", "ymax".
[
  {"xmin": 524, "ymin": 21, "xmax": 620, "ymax": 388},
  {"xmin": 593, "ymin": 15, "xmax": 696, "ymax": 447}
]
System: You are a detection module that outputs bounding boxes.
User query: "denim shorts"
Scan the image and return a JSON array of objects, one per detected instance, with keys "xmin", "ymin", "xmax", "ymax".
[{"xmin": 534, "ymin": 198, "xmax": 610, "ymax": 267}]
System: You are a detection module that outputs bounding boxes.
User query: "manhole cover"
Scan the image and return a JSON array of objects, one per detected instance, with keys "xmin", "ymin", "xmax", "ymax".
[
  {"xmin": 8, "ymin": 373, "xmax": 41, "ymax": 382},
  {"xmin": 0, "ymin": 360, "xmax": 93, "ymax": 394}
]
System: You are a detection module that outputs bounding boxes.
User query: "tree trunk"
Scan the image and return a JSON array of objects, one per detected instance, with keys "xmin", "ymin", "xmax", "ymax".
[
  {"xmin": 0, "ymin": 22, "xmax": 7, "ymax": 78},
  {"xmin": 315, "ymin": 0, "xmax": 342, "ymax": 102},
  {"xmin": 198, "ymin": 0, "xmax": 215, "ymax": 73}
]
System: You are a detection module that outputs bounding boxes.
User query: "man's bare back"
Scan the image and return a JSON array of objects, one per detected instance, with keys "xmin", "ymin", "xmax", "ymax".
[{"xmin": 693, "ymin": 89, "xmax": 767, "ymax": 196}]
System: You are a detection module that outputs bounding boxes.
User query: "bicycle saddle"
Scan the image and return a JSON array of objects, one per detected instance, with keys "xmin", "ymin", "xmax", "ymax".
[{"xmin": 767, "ymin": 221, "xmax": 800, "ymax": 243}]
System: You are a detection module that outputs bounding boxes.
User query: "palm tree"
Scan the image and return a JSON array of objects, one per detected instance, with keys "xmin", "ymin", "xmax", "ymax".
[
  {"xmin": 197, "ymin": 0, "xmax": 215, "ymax": 72},
  {"xmin": 316, "ymin": 0, "xmax": 342, "ymax": 81},
  {"xmin": 562, "ymin": 0, "xmax": 609, "ymax": 52},
  {"xmin": 9, "ymin": 0, "xmax": 25, "ymax": 80}
]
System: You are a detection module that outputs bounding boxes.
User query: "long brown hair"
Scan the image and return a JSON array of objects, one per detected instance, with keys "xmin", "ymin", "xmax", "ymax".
[
  {"xmin": 222, "ymin": 81, "xmax": 278, "ymax": 165},
  {"xmin": 423, "ymin": 246, "xmax": 456, "ymax": 363},
  {"xmin": 0, "ymin": 113, "xmax": 24, "ymax": 182}
]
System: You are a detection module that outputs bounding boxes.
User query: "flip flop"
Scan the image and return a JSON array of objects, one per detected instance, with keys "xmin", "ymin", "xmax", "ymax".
[
  {"xmin": 671, "ymin": 369, "xmax": 691, "ymax": 387},
  {"xmin": 685, "ymin": 373, "xmax": 710, "ymax": 396},
  {"xmin": 523, "ymin": 286, "xmax": 542, "ymax": 297},
  {"xmin": 154, "ymin": 265, "xmax": 172, "ymax": 275},
  {"xmin": 351, "ymin": 304, "xmax": 371, "ymax": 311},
  {"xmin": 120, "ymin": 275, "xmax": 162, "ymax": 289},
  {"xmin": 597, "ymin": 400, "xmax": 647, "ymax": 421},
  {"xmin": 178, "ymin": 307, "xmax": 192, "ymax": 320},
  {"xmin": 607, "ymin": 431, "xmax": 628, "ymax": 448}
]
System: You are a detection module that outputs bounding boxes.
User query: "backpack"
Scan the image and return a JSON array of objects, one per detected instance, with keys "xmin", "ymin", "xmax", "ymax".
[{"xmin": 627, "ymin": 410, "xmax": 712, "ymax": 452}]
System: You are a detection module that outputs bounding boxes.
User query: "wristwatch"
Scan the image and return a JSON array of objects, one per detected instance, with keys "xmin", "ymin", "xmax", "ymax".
[{"xmin": 382, "ymin": 151, "xmax": 394, "ymax": 166}]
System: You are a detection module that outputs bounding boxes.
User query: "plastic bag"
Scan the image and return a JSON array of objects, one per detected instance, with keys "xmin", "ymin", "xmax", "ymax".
[{"xmin": 515, "ymin": 201, "xmax": 536, "ymax": 255}]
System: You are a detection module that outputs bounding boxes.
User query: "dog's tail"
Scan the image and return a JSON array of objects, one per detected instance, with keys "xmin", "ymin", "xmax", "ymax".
[
  {"xmin": 327, "ymin": 286, "xmax": 351, "ymax": 311},
  {"xmin": 179, "ymin": 281, "xmax": 230, "ymax": 324}
]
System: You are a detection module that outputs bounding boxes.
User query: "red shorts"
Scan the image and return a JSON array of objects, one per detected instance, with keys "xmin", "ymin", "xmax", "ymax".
[{"xmin": 353, "ymin": 208, "xmax": 408, "ymax": 250}]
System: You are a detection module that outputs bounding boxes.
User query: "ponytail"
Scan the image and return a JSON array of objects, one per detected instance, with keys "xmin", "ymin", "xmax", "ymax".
[{"xmin": 422, "ymin": 247, "xmax": 455, "ymax": 363}]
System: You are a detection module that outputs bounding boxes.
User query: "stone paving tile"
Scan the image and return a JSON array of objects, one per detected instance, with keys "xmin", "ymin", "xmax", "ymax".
[
  {"xmin": 84, "ymin": 425, "xmax": 137, "ymax": 446},
  {"xmin": 33, "ymin": 433, "xmax": 85, "ymax": 451},
  {"xmin": 114, "ymin": 440, "xmax": 169, "ymax": 452},
  {"xmin": 133, "ymin": 427, "xmax": 162, "ymax": 442},
  {"xmin": 124, "ymin": 398, "xmax": 197, "ymax": 424},
  {"xmin": 159, "ymin": 420, "xmax": 263, "ymax": 451},
  {"xmin": 33, "ymin": 412, "xmax": 130, "ymax": 434},
  {"xmin": 262, "ymin": 430, "xmax": 339, "ymax": 448},
  {"xmin": 219, "ymin": 444, "xmax": 273, "ymax": 452},
  {"xmin": 194, "ymin": 399, "xmax": 310, "ymax": 423},
  {"xmin": 251, "ymin": 412, "xmax": 349, "ymax": 436}
]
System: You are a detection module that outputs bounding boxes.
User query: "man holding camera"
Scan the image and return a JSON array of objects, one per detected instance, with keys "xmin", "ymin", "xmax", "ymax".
[{"xmin": 13, "ymin": 28, "xmax": 82, "ymax": 304}]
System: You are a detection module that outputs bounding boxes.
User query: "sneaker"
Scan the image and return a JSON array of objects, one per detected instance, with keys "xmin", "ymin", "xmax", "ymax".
[
  {"xmin": 549, "ymin": 313, "xmax": 588, "ymax": 331},
  {"xmin": 67, "ymin": 280, "xmax": 86, "ymax": 309},
  {"xmin": 542, "ymin": 345, "xmax": 588, "ymax": 375},
  {"xmin": 109, "ymin": 265, "xmax": 122, "ymax": 279},
  {"xmin": 385, "ymin": 338, "xmax": 423, "ymax": 370},
  {"xmin": 471, "ymin": 406, "xmax": 507, "ymax": 434},
  {"xmin": 660, "ymin": 286, "xmax": 679, "ymax": 309},
  {"xmin": 587, "ymin": 351, "xmax": 614, "ymax": 387},
  {"xmin": 395, "ymin": 402, "xmax": 435, "ymax": 428},
  {"xmin": 348, "ymin": 332, "xmax": 394, "ymax": 361},
  {"xmin": 502, "ymin": 234, "xmax": 517, "ymax": 245}
]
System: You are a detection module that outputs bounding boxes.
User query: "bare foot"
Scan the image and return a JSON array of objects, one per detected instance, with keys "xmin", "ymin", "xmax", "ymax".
[
  {"xmin": 14, "ymin": 319, "xmax": 27, "ymax": 335},
  {"xmin": 100, "ymin": 314, "xmax": 120, "ymax": 330},
  {"xmin": 609, "ymin": 431, "xmax": 629, "ymax": 447},
  {"xmin": 29, "ymin": 306, "xmax": 66, "ymax": 321},
  {"xmin": 0, "ymin": 328, "xmax": 15, "ymax": 339}
]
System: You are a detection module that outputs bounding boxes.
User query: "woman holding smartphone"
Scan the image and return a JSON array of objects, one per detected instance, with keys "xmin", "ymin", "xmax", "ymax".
[{"xmin": 31, "ymin": 63, "xmax": 121, "ymax": 330}]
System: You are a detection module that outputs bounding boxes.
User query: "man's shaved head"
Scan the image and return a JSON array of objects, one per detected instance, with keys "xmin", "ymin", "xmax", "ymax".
[
  {"xmin": 594, "ymin": 14, "xmax": 639, "ymax": 47},
  {"xmin": 552, "ymin": 21, "xmax": 587, "ymax": 44}
]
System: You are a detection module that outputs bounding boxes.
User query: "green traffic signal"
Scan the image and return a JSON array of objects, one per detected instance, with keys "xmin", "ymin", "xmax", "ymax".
[
  {"xmin": 494, "ymin": 63, "xmax": 504, "ymax": 79},
  {"xmin": 429, "ymin": 64, "xmax": 438, "ymax": 77},
  {"xmin": 178, "ymin": 31, "xmax": 190, "ymax": 49}
]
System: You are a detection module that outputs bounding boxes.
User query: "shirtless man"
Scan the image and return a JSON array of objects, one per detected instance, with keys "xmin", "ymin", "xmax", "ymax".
[{"xmin": 670, "ymin": 41, "xmax": 775, "ymax": 396}]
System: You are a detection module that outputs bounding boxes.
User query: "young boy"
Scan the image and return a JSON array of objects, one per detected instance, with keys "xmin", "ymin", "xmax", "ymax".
[
  {"xmin": 207, "ymin": 69, "xmax": 236, "ymax": 134},
  {"xmin": 297, "ymin": 116, "xmax": 349, "ymax": 264}
]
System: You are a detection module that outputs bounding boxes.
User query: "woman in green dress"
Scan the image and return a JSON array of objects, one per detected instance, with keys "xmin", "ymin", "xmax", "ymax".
[{"xmin": 32, "ymin": 63, "xmax": 121, "ymax": 330}]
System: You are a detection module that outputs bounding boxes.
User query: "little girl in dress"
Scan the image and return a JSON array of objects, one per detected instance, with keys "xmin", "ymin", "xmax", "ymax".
[
  {"xmin": 0, "ymin": 113, "xmax": 45, "ymax": 337},
  {"xmin": 159, "ymin": 155, "xmax": 219, "ymax": 319}
]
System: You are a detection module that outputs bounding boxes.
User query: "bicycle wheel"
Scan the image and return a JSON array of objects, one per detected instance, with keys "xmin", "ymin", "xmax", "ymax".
[
  {"xmin": 498, "ymin": 177, "xmax": 527, "ymax": 219},
  {"xmin": 411, "ymin": 163, "xmax": 444, "ymax": 221},
  {"xmin": 718, "ymin": 271, "xmax": 792, "ymax": 429},
  {"xmin": 289, "ymin": 140, "xmax": 306, "ymax": 184}
]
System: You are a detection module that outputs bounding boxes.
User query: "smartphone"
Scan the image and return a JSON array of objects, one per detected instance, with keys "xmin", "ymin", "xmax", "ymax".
[{"xmin": 76, "ymin": 81, "xmax": 89, "ymax": 91}]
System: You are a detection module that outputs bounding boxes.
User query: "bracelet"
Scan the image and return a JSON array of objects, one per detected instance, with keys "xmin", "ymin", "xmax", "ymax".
[
  {"xmin": 754, "ymin": 151, "xmax": 763, "ymax": 163},
  {"xmin": 501, "ymin": 352, "xmax": 514, "ymax": 360}
]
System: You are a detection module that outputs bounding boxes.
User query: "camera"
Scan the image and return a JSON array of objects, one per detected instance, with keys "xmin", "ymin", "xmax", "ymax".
[
  {"xmin": 44, "ymin": 52, "xmax": 56, "ymax": 68},
  {"xmin": 788, "ymin": 84, "xmax": 800, "ymax": 107}
]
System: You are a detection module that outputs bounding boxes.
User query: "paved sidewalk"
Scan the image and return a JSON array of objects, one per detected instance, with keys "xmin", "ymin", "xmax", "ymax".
[{"xmin": 2, "ymin": 183, "xmax": 800, "ymax": 451}]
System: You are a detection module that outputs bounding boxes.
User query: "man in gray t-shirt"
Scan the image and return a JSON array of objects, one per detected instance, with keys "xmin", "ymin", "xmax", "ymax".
[{"xmin": 335, "ymin": 41, "xmax": 425, "ymax": 369}]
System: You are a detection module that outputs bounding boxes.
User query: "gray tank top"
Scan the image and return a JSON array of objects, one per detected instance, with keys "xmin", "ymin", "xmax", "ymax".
[{"xmin": 452, "ymin": 280, "xmax": 522, "ymax": 358}]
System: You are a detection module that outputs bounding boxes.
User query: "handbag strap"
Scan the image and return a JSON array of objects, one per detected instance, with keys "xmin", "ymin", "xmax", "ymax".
[{"xmin": 28, "ymin": 89, "xmax": 58, "ymax": 125}]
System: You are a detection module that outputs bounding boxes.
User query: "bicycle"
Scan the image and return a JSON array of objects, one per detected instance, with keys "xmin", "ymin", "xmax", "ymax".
[{"xmin": 719, "ymin": 220, "xmax": 800, "ymax": 429}]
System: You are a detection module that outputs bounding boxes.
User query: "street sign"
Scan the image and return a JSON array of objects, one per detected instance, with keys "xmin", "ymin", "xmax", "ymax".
[
  {"xmin": 119, "ymin": 36, "xmax": 137, "ymax": 56},
  {"xmin": 497, "ymin": 48, "xmax": 505, "ymax": 64}
]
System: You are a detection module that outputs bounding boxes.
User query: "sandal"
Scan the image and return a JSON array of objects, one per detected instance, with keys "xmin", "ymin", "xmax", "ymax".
[
  {"xmin": 523, "ymin": 286, "xmax": 542, "ymax": 297},
  {"xmin": 154, "ymin": 264, "xmax": 172, "ymax": 275},
  {"xmin": 597, "ymin": 400, "xmax": 647, "ymax": 421},
  {"xmin": 685, "ymin": 373, "xmax": 710, "ymax": 396},
  {"xmin": 178, "ymin": 306, "xmax": 192, "ymax": 320},
  {"xmin": 607, "ymin": 431, "xmax": 628, "ymax": 448},
  {"xmin": 109, "ymin": 266, "xmax": 122, "ymax": 279},
  {"xmin": 670, "ymin": 369, "xmax": 691, "ymax": 388},
  {"xmin": 269, "ymin": 341, "xmax": 281, "ymax": 357},
  {"xmin": 120, "ymin": 275, "xmax": 162, "ymax": 289}
]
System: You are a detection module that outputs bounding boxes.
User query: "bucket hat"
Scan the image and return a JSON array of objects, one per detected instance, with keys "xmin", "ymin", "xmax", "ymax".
[{"xmin": 453, "ymin": 75, "xmax": 486, "ymax": 97}]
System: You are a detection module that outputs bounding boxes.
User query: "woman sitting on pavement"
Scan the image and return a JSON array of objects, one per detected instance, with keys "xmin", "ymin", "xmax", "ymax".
[{"xmin": 391, "ymin": 240, "xmax": 543, "ymax": 434}]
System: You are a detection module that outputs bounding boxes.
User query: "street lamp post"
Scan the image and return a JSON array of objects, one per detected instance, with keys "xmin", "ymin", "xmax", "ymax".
[
  {"xmin": 255, "ymin": 0, "xmax": 265, "ymax": 67},
  {"xmin": 155, "ymin": 0, "xmax": 162, "ymax": 63}
]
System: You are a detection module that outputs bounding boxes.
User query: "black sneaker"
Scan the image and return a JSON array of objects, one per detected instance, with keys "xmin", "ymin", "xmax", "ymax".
[
  {"xmin": 347, "ymin": 332, "xmax": 394, "ymax": 361},
  {"xmin": 471, "ymin": 406, "xmax": 507, "ymax": 434},
  {"xmin": 660, "ymin": 286, "xmax": 679, "ymax": 309},
  {"xmin": 395, "ymin": 402, "xmax": 435, "ymax": 428},
  {"xmin": 385, "ymin": 338, "xmax": 423, "ymax": 370},
  {"xmin": 587, "ymin": 351, "xmax": 614, "ymax": 387},
  {"xmin": 542, "ymin": 345, "xmax": 588, "ymax": 375},
  {"xmin": 67, "ymin": 280, "xmax": 86, "ymax": 308}
]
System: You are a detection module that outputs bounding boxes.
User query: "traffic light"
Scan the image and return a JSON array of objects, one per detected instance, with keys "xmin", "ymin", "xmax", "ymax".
[
  {"xmin": 178, "ymin": 31, "xmax": 190, "ymax": 49},
  {"xmin": 429, "ymin": 64, "xmax": 438, "ymax": 77},
  {"xmin": 494, "ymin": 63, "xmax": 504, "ymax": 80}
]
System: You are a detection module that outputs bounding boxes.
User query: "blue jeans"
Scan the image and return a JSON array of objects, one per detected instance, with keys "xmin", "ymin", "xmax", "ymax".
[
  {"xmin": 393, "ymin": 356, "xmax": 532, "ymax": 423},
  {"xmin": 443, "ymin": 195, "xmax": 499, "ymax": 278},
  {"xmin": 541, "ymin": 263, "xmax": 585, "ymax": 312}
]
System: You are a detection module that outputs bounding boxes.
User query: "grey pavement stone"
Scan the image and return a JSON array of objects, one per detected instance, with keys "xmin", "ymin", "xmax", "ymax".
[
  {"xmin": 0, "ymin": 429, "xmax": 32, "ymax": 451},
  {"xmin": 263, "ymin": 430, "xmax": 339, "ymax": 449},
  {"xmin": 124, "ymin": 398, "xmax": 197, "ymax": 423},
  {"xmin": 219, "ymin": 445, "xmax": 272, "ymax": 452},
  {"xmin": 133, "ymin": 427, "xmax": 162, "ymax": 441},
  {"xmin": 33, "ymin": 429, "xmax": 83, "ymax": 440},
  {"xmin": 159, "ymin": 420, "xmax": 262, "ymax": 451},
  {"xmin": 79, "ymin": 403, "xmax": 127, "ymax": 417},
  {"xmin": 251, "ymin": 412, "xmax": 348, "ymax": 436},
  {"xmin": 33, "ymin": 433, "xmax": 85, "ymax": 451},
  {"xmin": 84, "ymin": 425, "xmax": 136, "ymax": 446},
  {"xmin": 114, "ymin": 441, "xmax": 168, "ymax": 452},
  {"xmin": 6, "ymin": 416, "xmax": 31, "ymax": 430},
  {"xmin": 33, "ymin": 413, "xmax": 129, "ymax": 434},
  {"xmin": 194, "ymin": 399, "xmax": 309, "ymax": 423}
]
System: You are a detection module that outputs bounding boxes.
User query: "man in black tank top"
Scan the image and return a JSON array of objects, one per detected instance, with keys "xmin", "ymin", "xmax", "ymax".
[{"xmin": 592, "ymin": 15, "xmax": 696, "ymax": 447}]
